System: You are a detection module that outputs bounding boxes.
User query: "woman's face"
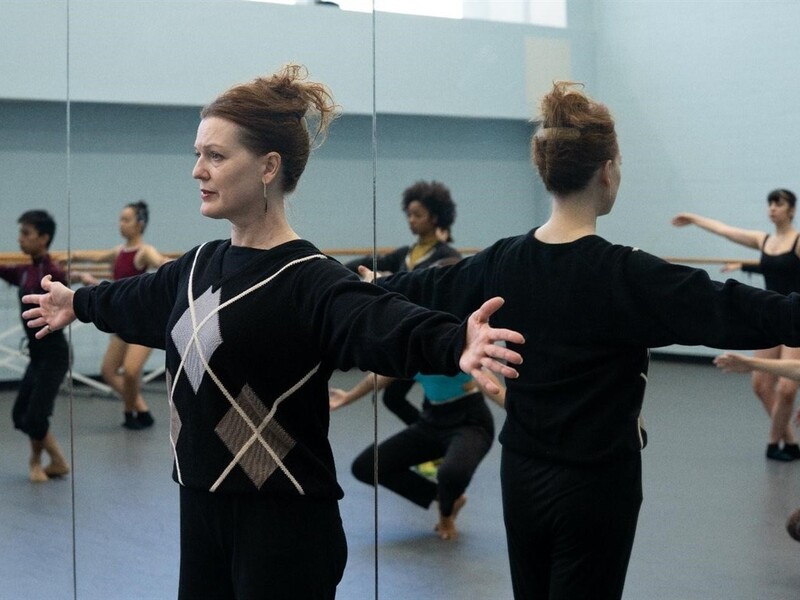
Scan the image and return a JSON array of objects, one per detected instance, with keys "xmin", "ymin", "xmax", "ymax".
[
  {"xmin": 406, "ymin": 200, "xmax": 437, "ymax": 237},
  {"xmin": 118, "ymin": 207, "xmax": 141, "ymax": 240},
  {"xmin": 192, "ymin": 117, "xmax": 267, "ymax": 223},
  {"xmin": 768, "ymin": 197, "xmax": 794, "ymax": 226}
]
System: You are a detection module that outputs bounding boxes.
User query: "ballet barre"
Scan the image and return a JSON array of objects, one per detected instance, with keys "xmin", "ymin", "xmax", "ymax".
[
  {"xmin": 663, "ymin": 257, "xmax": 759, "ymax": 266},
  {"xmin": 2, "ymin": 250, "xmax": 757, "ymax": 387}
]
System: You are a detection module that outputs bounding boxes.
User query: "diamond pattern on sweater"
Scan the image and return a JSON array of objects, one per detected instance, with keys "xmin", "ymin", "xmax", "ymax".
[
  {"xmin": 166, "ymin": 369, "xmax": 182, "ymax": 443},
  {"xmin": 214, "ymin": 384, "xmax": 296, "ymax": 489},
  {"xmin": 170, "ymin": 285, "xmax": 222, "ymax": 393}
]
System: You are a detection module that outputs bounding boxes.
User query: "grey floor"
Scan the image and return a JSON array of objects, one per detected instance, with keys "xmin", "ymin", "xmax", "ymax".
[{"xmin": 1, "ymin": 357, "xmax": 800, "ymax": 599}]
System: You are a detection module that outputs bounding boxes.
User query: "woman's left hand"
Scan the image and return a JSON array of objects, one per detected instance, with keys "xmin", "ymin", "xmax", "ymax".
[{"xmin": 460, "ymin": 297, "xmax": 524, "ymax": 394}]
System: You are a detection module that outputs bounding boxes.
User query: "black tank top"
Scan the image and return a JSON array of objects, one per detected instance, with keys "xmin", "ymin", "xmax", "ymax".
[{"xmin": 760, "ymin": 234, "xmax": 800, "ymax": 295}]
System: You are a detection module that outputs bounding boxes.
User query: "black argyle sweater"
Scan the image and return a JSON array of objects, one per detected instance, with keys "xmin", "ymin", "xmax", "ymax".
[
  {"xmin": 74, "ymin": 239, "xmax": 467, "ymax": 498},
  {"xmin": 379, "ymin": 230, "xmax": 800, "ymax": 465}
]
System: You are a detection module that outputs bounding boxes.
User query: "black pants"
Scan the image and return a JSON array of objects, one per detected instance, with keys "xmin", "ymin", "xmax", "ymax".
[
  {"xmin": 13, "ymin": 334, "xmax": 69, "ymax": 440},
  {"xmin": 501, "ymin": 448, "xmax": 642, "ymax": 600},
  {"xmin": 178, "ymin": 487, "xmax": 347, "ymax": 600},
  {"xmin": 352, "ymin": 393, "xmax": 493, "ymax": 516}
]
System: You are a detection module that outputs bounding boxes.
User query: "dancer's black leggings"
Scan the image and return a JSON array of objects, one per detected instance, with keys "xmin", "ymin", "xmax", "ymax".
[
  {"xmin": 381, "ymin": 378, "xmax": 420, "ymax": 425},
  {"xmin": 352, "ymin": 393, "xmax": 494, "ymax": 516},
  {"xmin": 13, "ymin": 333, "xmax": 69, "ymax": 440}
]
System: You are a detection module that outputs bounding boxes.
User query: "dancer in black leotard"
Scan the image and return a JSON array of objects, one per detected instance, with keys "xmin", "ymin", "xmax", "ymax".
[{"xmin": 673, "ymin": 189, "xmax": 800, "ymax": 461}]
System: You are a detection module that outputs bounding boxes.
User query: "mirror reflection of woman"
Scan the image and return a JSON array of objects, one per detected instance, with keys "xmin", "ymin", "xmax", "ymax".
[
  {"xmin": 672, "ymin": 189, "xmax": 800, "ymax": 462},
  {"xmin": 72, "ymin": 201, "xmax": 171, "ymax": 430},
  {"xmin": 21, "ymin": 64, "xmax": 524, "ymax": 599},
  {"xmin": 365, "ymin": 82, "xmax": 800, "ymax": 599}
]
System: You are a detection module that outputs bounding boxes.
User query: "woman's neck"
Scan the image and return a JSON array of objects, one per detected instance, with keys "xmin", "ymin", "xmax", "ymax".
[
  {"xmin": 535, "ymin": 193, "xmax": 599, "ymax": 243},
  {"xmin": 417, "ymin": 232, "xmax": 438, "ymax": 246},
  {"xmin": 123, "ymin": 234, "xmax": 142, "ymax": 249},
  {"xmin": 775, "ymin": 221, "xmax": 797, "ymax": 237},
  {"xmin": 230, "ymin": 207, "xmax": 299, "ymax": 249}
]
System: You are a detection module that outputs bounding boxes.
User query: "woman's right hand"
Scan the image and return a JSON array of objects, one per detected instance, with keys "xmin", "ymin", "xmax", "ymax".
[
  {"xmin": 671, "ymin": 213, "xmax": 696, "ymax": 227},
  {"xmin": 329, "ymin": 388, "xmax": 349, "ymax": 411},
  {"xmin": 21, "ymin": 275, "xmax": 78, "ymax": 339},
  {"xmin": 721, "ymin": 262, "xmax": 743, "ymax": 273},
  {"xmin": 77, "ymin": 271, "xmax": 100, "ymax": 286},
  {"xmin": 712, "ymin": 353, "xmax": 753, "ymax": 373}
]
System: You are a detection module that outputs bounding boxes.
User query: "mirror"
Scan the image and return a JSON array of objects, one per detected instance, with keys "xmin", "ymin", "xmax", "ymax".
[
  {"xmin": 64, "ymin": 0, "xmax": 376, "ymax": 597},
  {"xmin": 2, "ymin": 1, "xmax": 574, "ymax": 598},
  {"xmin": 0, "ymin": 1, "xmax": 73, "ymax": 596},
  {"xmin": 366, "ymin": 2, "xmax": 565, "ymax": 597},
  {"xmin": 2, "ymin": 1, "xmax": 380, "ymax": 597}
]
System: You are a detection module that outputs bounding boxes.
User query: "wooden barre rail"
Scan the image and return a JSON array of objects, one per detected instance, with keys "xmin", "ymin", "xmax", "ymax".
[
  {"xmin": 0, "ymin": 247, "xmax": 485, "ymax": 265},
  {"xmin": 661, "ymin": 257, "xmax": 759, "ymax": 266},
  {"xmin": 0, "ymin": 250, "xmax": 759, "ymax": 272}
]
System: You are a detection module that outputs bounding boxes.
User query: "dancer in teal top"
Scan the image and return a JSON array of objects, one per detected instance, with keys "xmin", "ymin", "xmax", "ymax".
[{"xmin": 330, "ymin": 371, "xmax": 504, "ymax": 540}]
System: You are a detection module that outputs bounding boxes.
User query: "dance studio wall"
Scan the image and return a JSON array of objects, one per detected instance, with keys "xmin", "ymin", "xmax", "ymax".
[
  {"xmin": 1, "ymin": 0, "xmax": 579, "ymax": 378},
  {"xmin": 592, "ymin": 0, "xmax": 800, "ymax": 356},
  {"xmin": 9, "ymin": 2, "xmax": 792, "ymax": 363}
]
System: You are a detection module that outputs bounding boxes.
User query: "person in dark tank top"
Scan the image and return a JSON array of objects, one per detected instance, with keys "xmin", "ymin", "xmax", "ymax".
[{"xmin": 673, "ymin": 188, "xmax": 800, "ymax": 461}]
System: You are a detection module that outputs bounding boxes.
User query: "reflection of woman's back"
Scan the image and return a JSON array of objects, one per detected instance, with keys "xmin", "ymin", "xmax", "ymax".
[{"xmin": 348, "ymin": 180, "xmax": 462, "ymax": 425}]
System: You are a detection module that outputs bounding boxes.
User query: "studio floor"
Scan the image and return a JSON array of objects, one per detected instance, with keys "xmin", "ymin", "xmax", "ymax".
[{"xmin": 1, "ymin": 356, "xmax": 799, "ymax": 600}]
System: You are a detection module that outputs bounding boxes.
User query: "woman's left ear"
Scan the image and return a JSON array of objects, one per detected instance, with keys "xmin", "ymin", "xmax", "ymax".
[
  {"xmin": 262, "ymin": 151, "xmax": 281, "ymax": 185},
  {"xmin": 599, "ymin": 159, "xmax": 613, "ymax": 186}
]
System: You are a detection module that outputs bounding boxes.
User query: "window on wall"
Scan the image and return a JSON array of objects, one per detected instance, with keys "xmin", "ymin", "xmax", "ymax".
[{"xmin": 244, "ymin": 0, "xmax": 567, "ymax": 28}]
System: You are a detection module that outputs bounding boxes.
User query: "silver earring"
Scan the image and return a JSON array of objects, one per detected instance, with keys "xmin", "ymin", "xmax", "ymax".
[{"xmin": 263, "ymin": 181, "xmax": 268, "ymax": 213}]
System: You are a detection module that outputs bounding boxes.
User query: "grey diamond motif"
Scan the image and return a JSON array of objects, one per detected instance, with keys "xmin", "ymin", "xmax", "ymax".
[
  {"xmin": 215, "ymin": 384, "xmax": 296, "ymax": 489},
  {"xmin": 170, "ymin": 286, "xmax": 222, "ymax": 393},
  {"xmin": 166, "ymin": 369, "xmax": 182, "ymax": 443}
]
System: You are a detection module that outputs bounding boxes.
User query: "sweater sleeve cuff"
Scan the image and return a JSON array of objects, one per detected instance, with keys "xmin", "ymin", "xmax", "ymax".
[
  {"xmin": 73, "ymin": 286, "xmax": 94, "ymax": 323},
  {"xmin": 451, "ymin": 321, "xmax": 468, "ymax": 372}
]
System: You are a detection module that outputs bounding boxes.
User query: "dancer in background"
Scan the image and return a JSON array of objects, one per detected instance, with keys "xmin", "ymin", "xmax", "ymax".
[
  {"xmin": 347, "ymin": 181, "xmax": 461, "ymax": 426},
  {"xmin": 672, "ymin": 189, "xmax": 800, "ymax": 461},
  {"xmin": 714, "ymin": 351, "xmax": 800, "ymax": 542},
  {"xmin": 21, "ymin": 64, "xmax": 523, "ymax": 599},
  {"xmin": 0, "ymin": 210, "xmax": 70, "ymax": 482},
  {"xmin": 330, "ymin": 370, "xmax": 504, "ymax": 540},
  {"xmin": 72, "ymin": 200, "xmax": 171, "ymax": 430}
]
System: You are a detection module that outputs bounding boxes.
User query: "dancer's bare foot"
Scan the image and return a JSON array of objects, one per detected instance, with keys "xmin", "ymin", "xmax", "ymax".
[
  {"xmin": 41, "ymin": 432, "xmax": 70, "ymax": 477},
  {"xmin": 43, "ymin": 460, "xmax": 70, "ymax": 478},
  {"xmin": 29, "ymin": 459, "xmax": 48, "ymax": 483},
  {"xmin": 435, "ymin": 495, "xmax": 467, "ymax": 540}
]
